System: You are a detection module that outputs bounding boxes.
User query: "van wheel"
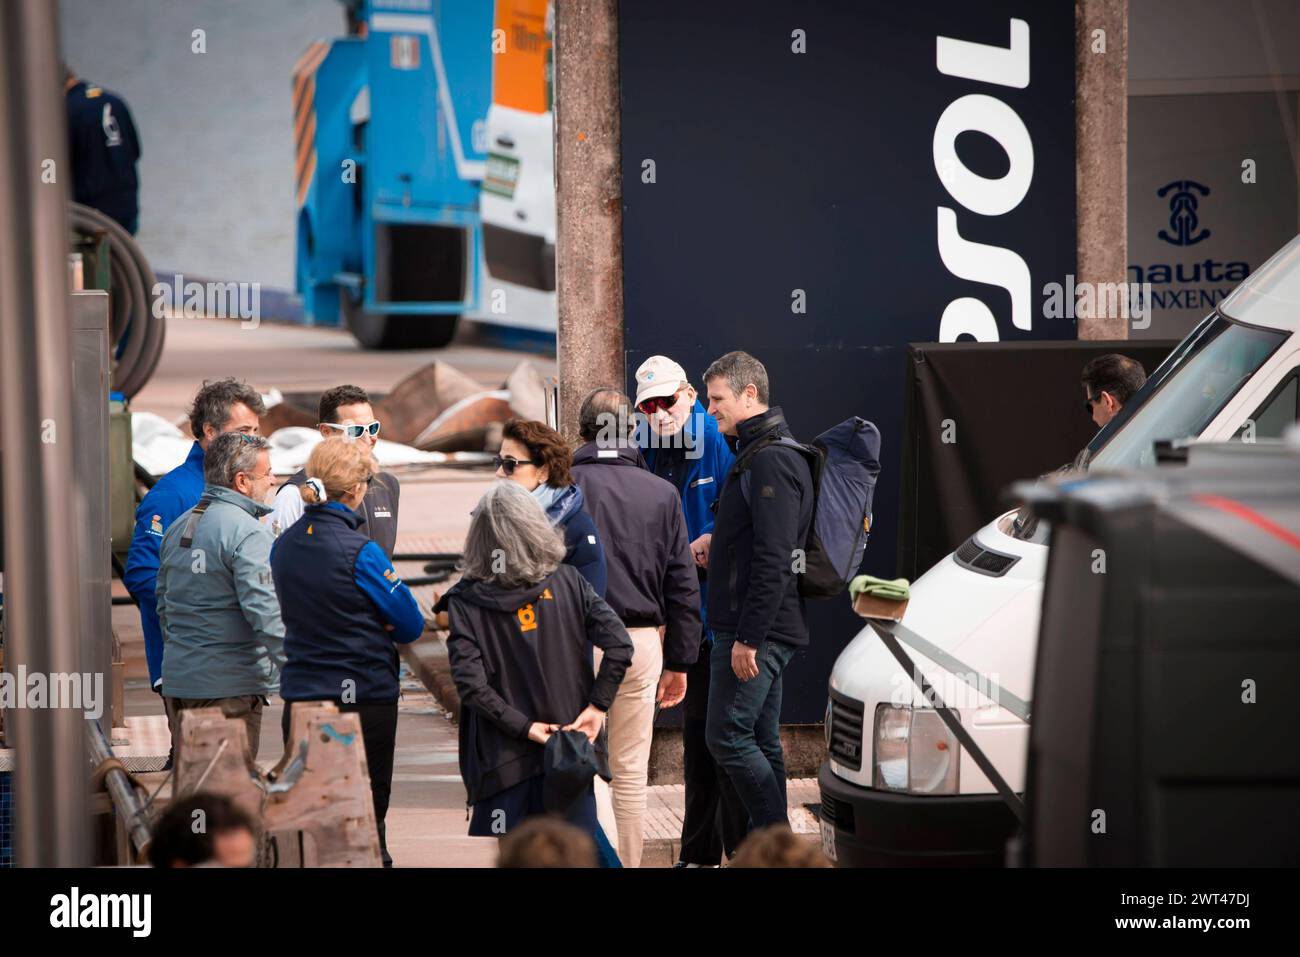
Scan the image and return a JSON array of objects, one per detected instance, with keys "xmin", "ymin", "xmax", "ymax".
[{"xmin": 342, "ymin": 295, "xmax": 460, "ymax": 350}]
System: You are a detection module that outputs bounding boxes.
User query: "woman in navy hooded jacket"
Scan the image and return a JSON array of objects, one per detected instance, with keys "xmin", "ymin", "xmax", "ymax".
[
  {"xmin": 270, "ymin": 437, "xmax": 424, "ymax": 866},
  {"xmin": 496, "ymin": 418, "xmax": 607, "ymax": 596}
]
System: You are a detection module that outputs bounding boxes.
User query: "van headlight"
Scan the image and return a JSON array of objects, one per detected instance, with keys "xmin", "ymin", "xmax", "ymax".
[{"xmin": 872, "ymin": 704, "xmax": 960, "ymax": 794}]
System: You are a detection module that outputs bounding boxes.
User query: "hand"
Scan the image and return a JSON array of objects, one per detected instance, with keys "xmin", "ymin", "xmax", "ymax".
[
  {"xmin": 527, "ymin": 722, "xmax": 559, "ymax": 744},
  {"xmin": 690, "ymin": 533, "xmax": 712, "ymax": 568},
  {"xmin": 562, "ymin": 704, "xmax": 606, "ymax": 744},
  {"xmin": 657, "ymin": 671, "xmax": 687, "ymax": 708},
  {"xmin": 731, "ymin": 641, "xmax": 759, "ymax": 681}
]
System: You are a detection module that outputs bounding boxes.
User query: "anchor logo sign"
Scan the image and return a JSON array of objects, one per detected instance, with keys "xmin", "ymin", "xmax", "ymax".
[{"xmin": 1157, "ymin": 180, "xmax": 1211, "ymax": 247}]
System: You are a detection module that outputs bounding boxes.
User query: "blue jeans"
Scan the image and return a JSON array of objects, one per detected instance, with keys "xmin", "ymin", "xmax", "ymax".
[{"xmin": 705, "ymin": 632, "xmax": 795, "ymax": 833}]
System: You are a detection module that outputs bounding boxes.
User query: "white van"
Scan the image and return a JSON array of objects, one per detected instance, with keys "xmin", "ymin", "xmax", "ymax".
[{"xmin": 818, "ymin": 234, "xmax": 1300, "ymax": 866}]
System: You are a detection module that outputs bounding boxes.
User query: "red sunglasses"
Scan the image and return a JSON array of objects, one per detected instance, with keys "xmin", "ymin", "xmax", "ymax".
[{"xmin": 637, "ymin": 390, "xmax": 683, "ymax": 415}]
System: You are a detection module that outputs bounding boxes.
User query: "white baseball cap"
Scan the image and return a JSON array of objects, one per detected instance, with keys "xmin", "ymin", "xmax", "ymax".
[{"xmin": 634, "ymin": 355, "xmax": 688, "ymax": 406}]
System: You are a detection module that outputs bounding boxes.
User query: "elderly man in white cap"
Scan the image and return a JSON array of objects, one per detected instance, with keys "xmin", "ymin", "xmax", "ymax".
[{"xmin": 634, "ymin": 356, "xmax": 748, "ymax": 867}]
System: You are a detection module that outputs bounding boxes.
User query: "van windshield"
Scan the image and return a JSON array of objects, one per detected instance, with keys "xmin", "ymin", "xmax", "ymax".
[{"xmin": 1088, "ymin": 315, "xmax": 1286, "ymax": 471}]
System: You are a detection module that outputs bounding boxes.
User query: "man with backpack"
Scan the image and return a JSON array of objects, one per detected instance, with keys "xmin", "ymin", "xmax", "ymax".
[{"xmin": 700, "ymin": 351, "xmax": 814, "ymax": 833}]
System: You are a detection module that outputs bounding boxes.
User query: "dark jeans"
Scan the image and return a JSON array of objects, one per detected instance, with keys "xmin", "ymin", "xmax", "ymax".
[
  {"xmin": 282, "ymin": 700, "xmax": 398, "ymax": 866},
  {"xmin": 680, "ymin": 640, "xmax": 749, "ymax": 864},
  {"xmin": 705, "ymin": 633, "xmax": 795, "ymax": 833}
]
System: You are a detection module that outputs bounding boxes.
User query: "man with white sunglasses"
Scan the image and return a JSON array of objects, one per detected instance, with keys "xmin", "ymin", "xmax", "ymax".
[{"xmin": 268, "ymin": 384, "xmax": 401, "ymax": 557}]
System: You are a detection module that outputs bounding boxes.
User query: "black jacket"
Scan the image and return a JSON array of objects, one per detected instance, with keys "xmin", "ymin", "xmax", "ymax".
[
  {"xmin": 66, "ymin": 80, "xmax": 141, "ymax": 232},
  {"xmin": 434, "ymin": 564, "xmax": 633, "ymax": 805},
  {"xmin": 705, "ymin": 407, "xmax": 814, "ymax": 648},
  {"xmin": 571, "ymin": 442, "xmax": 701, "ymax": 671}
]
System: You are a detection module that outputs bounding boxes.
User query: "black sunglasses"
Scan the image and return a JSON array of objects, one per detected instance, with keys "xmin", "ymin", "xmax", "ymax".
[
  {"xmin": 1085, "ymin": 393, "xmax": 1101, "ymax": 415},
  {"xmin": 494, "ymin": 455, "xmax": 541, "ymax": 476}
]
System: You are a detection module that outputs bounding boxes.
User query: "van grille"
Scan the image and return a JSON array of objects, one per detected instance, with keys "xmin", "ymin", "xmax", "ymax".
[
  {"xmin": 953, "ymin": 536, "xmax": 1020, "ymax": 577},
  {"xmin": 819, "ymin": 791, "xmax": 856, "ymax": 834},
  {"xmin": 828, "ymin": 690, "xmax": 864, "ymax": 771}
]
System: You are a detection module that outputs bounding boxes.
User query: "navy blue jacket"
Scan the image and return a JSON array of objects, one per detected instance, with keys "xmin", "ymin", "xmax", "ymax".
[
  {"xmin": 542, "ymin": 483, "xmax": 607, "ymax": 598},
  {"xmin": 124, "ymin": 441, "xmax": 206, "ymax": 687},
  {"xmin": 706, "ymin": 407, "xmax": 813, "ymax": 648},
  {"xmin": 271, "ymin": 502, "xmax": 424, "ymax": 704},
  {"xmin": 66, "ymin": 80, "xmax": 141, "ymax": 233},
  {"xmin": 571, "ymin": 442, "xmax": 700, "ymax": 671}
]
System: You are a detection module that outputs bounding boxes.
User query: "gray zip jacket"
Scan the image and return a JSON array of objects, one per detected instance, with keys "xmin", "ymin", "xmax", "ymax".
[{"xmin": 156, "ymin": 483, "xmax": 286, "ymax": 698}]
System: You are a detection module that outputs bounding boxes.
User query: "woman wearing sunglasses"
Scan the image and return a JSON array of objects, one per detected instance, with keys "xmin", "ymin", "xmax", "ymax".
[
  {"xmin": 494, "ymin": 418, "xmax": 607, "ymax": 598},
  {"xmin": 270, "ymin": 437, "xmax": 424, "ymax": 867}
]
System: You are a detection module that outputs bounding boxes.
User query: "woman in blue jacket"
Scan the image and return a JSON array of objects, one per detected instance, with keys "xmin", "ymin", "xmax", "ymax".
[
  {"xmin": 496, "ymin": 418, "xmax": 607, "ymax": 597},
  {"xmin": 271, "ymin": 437, "xmax": 424, "ymax": 867}
]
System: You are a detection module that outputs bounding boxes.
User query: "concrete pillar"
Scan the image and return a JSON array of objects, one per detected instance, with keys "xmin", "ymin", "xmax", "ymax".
[
  {"xmin": 1075, "ymin": 0, "xmax": 1129, "ymax": 339},
  {"xmin": 554, "ymin": 0, "xmax": 624, "ymax": 437}
]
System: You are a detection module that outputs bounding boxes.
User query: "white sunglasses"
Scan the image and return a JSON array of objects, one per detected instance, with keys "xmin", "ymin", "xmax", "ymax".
[{"xmin": 323, "ymin": 420, "xmax": 381, "ymax": 441}]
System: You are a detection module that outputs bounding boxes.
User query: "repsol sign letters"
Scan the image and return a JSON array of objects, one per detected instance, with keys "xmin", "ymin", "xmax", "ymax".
[{"xmin": 617, "ymin": 1, "xmax": 1075, "ymax": 721}]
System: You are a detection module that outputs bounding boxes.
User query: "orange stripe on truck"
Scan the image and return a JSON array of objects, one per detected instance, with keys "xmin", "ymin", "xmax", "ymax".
[{"xmin": 291, "ymin": 42, "xmax": 328, "ymax": 207}]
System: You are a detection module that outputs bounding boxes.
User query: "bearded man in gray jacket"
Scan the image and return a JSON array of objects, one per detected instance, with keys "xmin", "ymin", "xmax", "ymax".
[{"xmin": 157, "ymin": 432, "xmax": 286, "ymax": 763}]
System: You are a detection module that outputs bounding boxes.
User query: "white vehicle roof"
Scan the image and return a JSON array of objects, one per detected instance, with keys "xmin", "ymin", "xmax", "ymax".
[{"xmin": 1219, "ymin": 233, "xmax": 1300, "ymax": 332}]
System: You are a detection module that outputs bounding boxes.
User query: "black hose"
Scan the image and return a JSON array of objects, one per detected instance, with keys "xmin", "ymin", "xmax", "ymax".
[{"xmin": 69, "ymin": 202, "xmax": 164, "ymax": 398}]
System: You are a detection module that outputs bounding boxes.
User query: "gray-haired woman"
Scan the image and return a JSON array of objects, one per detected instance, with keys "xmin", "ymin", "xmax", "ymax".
[{"xmin": 433, "ymin": 481, "xmax": 632, "ymax": 863}]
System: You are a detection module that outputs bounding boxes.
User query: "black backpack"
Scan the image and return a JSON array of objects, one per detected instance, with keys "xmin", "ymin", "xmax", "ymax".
[{"xmin": 735, "ymin": 417, "xmax": 882, "ymax": 598}]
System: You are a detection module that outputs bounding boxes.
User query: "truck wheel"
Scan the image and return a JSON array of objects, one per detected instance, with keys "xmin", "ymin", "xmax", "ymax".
[{"xmin": 342, "ymin": 295, "xmax": 460, "ymax": 349}]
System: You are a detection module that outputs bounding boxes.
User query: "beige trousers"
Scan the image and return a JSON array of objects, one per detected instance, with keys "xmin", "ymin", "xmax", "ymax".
[{"xmin": 593, "ymin": 625, "xmax": 663, "ymax": 868}]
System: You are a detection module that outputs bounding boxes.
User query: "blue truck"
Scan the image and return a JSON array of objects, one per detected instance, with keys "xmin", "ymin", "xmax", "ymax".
[{"xmin": 293, "ymin": 0, "xmax": 494, "ymax": 348}]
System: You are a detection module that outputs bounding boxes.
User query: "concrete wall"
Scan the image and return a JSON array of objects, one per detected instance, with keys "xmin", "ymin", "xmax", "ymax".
[
  {"xmin": 60, "ymin": 0, "xmax": 342, "ymax": 290},
  {"xmin": 1127, "ymin": 0, "xmax": 1300, "ymax": 338}
]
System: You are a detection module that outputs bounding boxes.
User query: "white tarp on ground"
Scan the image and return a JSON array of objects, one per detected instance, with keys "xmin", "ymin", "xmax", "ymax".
[{"xmin": 131, "ymin": 412, "xmax": 469, "ymax": 476}]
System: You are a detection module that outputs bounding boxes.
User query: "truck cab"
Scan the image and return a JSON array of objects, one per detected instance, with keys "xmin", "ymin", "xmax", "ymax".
[{"xmin": 819, "ymin": 232, "xmax": 1300, "ymax": 866}]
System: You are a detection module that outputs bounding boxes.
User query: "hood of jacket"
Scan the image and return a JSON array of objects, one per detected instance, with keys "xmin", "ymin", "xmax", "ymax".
[
  {"xmin": 201, "ymin": 482, "xmax": 274, "ymax": 518},
  {"xmin": 543, "ymin": 482, "xmax": 585, "ymax": 527},
  {"xmin": 436, "ymin": 575, "xmax": 551, "ymax": 613}
]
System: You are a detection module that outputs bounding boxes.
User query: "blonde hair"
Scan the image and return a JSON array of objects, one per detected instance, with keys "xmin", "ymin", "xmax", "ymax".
[{"xmin": 301, "ymin": 437, "xmax": 372, "ymax": 505}]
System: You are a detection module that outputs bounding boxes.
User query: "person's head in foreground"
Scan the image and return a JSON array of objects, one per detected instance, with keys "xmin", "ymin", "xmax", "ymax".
[
  {"xmin": 461, "ymin": 479, "xmax": 565, "ymax": 589},
  {"xmin": 299, "ymin": 436, "xmax": 372, "ymax": 510},
  {"xmin": 703, "ymin": 350, "xmax": 770, "ymax": 437},
  {"xmin": 634, "ymin": 355, "xmax": 697, "ymax": 438},
  {"xmin": 495, "ymin": 418, "xmax": 574, "ymax": 492},
  {"xmin": 317, "ymin": 384, "xmax": 381, "ymax": 460},
  {"xmin": 729, "ymin": 824, "xmax": 833, "ymax": 868},
  {"xmin": 1081, "ymin": 353, "xmax": 1146, "ymax": 429},
  {"xmin": 204, "ymin": 431, "xmax": 275, "ymax": 504},
  {"xmin": 147, "ymin": 793, "xmax": 257, "ymax": 868},
  {"xmin": 496, "ymin": 815, "xmax": 597, "ymax": 868}
]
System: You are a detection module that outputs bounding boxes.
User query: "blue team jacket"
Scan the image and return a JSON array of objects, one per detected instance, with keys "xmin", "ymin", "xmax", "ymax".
[
  {"xmin": 642, "ymin": 400, "xmax": 735, "ymax": 632},
  {"xmin": 123, "ymin": 442, "xmax": 206, "ymax": 687}
]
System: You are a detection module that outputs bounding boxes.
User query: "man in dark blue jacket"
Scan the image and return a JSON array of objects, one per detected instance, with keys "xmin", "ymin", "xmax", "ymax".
[
  {"xmin": 572, "ymin": 387, "xmax": 700, "ymax": 867},
  {"xmin": 65, "ymin": 67, "xmax": 141, "ymax": 234},
  {"xmin": 635, "ymin": 355, "xmax": 747, "ymax": 866},
  {"xmin": 125, "ymin": 379, "xmax": 265, "ymax": 695},
  {"xmin": 701, "ymin": 351, "xmax": 812, "ymax": 834}
]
